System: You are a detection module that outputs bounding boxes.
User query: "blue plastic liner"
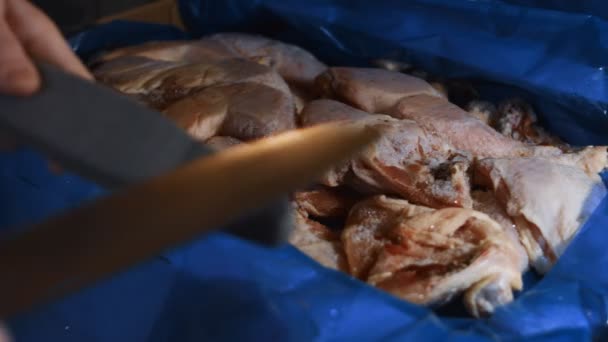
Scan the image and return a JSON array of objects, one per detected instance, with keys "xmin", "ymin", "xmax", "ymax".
[{"xmin": 3, "ymin": 1, "xmax": 608, "ymax": 341}]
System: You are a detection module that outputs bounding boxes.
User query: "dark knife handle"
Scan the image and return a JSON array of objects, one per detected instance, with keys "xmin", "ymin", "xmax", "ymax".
[{"xmin": 0, "ymin": 63, "xmax": 211, "ymax": 188}]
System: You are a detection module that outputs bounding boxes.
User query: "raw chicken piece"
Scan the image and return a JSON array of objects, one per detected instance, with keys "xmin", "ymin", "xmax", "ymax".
[
  {"xmin": 390, "ymin": 94, "xmax": 544, "ymax": 158},
  {"xmin": 549, "ymin": 146, "xmax": 608, "ymax": 176},
  {"xmin": 92, "ymin": 56, "xmax": 183, "ymax": 95},
  {"xmin": 293, "ymin": 187, "xmax": 361, "ymax": 218},
  {"xmin": 315, "ymin": 67, "xmax": 443, "ymax": 113},
  {"xmin": 94, "ymin": 57, "xmax": 293, "ymax": 110},
  {"xmin": 342, "ymin": 195, "xmax": 524, "ymax": 317},
  {"xmin": 289, "ymin": 207, "xmax": 347, "ymax": 271},
  {"xmin": 90, "ymin": 39, "xmax": 240, "ymax": 65},
  {"xmin": 342, "ymin": 196, "xmax": 433, "ymax": 278},
  {"xmin": 206, "ymin": 33, "xmax": 327, "ymax": 88},
  {"xmin": 495, "ymin": 98, "xmax": 563, "ymax": 146},
  {"xmin": 301, "ymin": 100, "xmax": 473, "ymax": 208},
  {"xmin": 472, "ymin": 190, "xmax": 528, "ymax": 271},
  {"xmin": 474, "ymin": 158, "xmax": 607, "ymax": 274},
  {"xmin": 163, "ymin": 82, "xmax": 296, "ymax": 141},
  {"xmin": 312, "ymin": 68, "xmax": 561, "ymax": 159},
  {"xmin": 300, "ymin": 99, "xmax": 369, "ymax": 126},
  {"xmin": 205, "ymin": 136, "xmax": 242, "ymax": 151}
]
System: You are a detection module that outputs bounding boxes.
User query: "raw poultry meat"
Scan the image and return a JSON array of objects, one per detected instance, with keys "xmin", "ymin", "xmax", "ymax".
[
  {"xmin": 472, "ymin": 190, "xmax": 529, "ymax": 270},
  {"xmin": 293, "ymin": 186, "xmax": 360, "ymax": 219},
  {"xmin": 316, "ymin": 67, "xmax": 443, "ymax": 113},
  {"xmin": 90, "ymin": 39, "xmax": 240, "ymax": 65},
  {"xmin": 93, "ymin": 33, "xmax": 327, "ymax": 111},
  {"xmin": 163, "ymin": 82, "xmax": 296, "ymax": 141},
  {"xmin": 206, "ymin": 33, "xmax": 327, "ymax": 89},
  {"xmin": 389, "ymin": 94, "xmax": 553, "ymax": 159},
  {"xmin": 474, "ymin": 157, "xmax": 606, "ymax": 274},
  {"xmin": 289, "ymin": 206, "xmax": 347, "ymax": 271},
  {"xmin": 301, "ymin": 99, "xmax": 473, "ymax": 208},
  {"xmin": 342, "ymin": 195, "xmax": 524, "ymax": 317},
  {"xmin": 92, "ymin": 37, "xmax": 608, "ymax": 317},
  {"xmin": 94, "ymin": 56, "xmax": 297, "ymax": 140},
  {"xmin": 94, "ymin": 57, "xmax": 293, "ymax": 110},
  {"xmin": 315, "ymin": 67, "xmax": 554, "ymax": 158}
]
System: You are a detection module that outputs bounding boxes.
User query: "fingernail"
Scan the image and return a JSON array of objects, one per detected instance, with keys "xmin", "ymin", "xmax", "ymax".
[{"xmin": 0, "ymin": 68, "xmax": 39, "ymax": 96}]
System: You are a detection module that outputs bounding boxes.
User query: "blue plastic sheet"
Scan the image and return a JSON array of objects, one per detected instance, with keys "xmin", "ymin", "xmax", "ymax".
[{"xmin": 3, "ymin": 1, "xmax": 608, "ymax": 341}]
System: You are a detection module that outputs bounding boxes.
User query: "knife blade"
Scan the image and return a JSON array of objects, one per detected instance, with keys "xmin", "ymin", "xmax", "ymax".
[
  {"xmin": 0, "ymin": 63, "xmax": 211, "ymax": 188},
  {"xmin": 0, "ymin": 123, "xmax": 379, "ymax": 318}
]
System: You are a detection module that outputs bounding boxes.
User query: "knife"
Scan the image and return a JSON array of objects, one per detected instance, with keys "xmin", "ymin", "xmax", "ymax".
[
  {"xmin": 0, "ymin": 122, "xmax": 380, "ymax": 318},
  {"xmin": 0, "ymin": 63, "xmax": 211, "ymax": 188},
  {"xmin": 0, "ymin": 64, "xmax": 277, "ymax": 245}
]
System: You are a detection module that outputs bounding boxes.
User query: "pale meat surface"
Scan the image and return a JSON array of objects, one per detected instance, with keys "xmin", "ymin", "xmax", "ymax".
[
  {"xmin": 289, "ymin": 207, "xmax": 347, "ymax": 271},
  {"xmin": 316, "ymin": 67, "xmax": 443, "ymax": 113},
  {"xmin": 207, "ymin": 33, "xmax": 327, "ymax": 88},
  {"xmin": 474, "ymin": 158, "xmax": 607, "ymax": 274},
  {"xmin": 164, "ymin": 82, "xmax": 296, "ymax": 141},
  {"xmin": 472, "ymin": 190, "xmax": 529, "ymax": 271},
  {"xmin": 293, "ymin": 187, "xmax": 360, "ymax": 218},
  {"xmin": 342, "ymin": 195, "xmax": 523, "ymax": 317},
  {"xmin": 90, "ymin": 39, "xmax": 240, "ymax": 65},
  {"xmin": 301, "ymin": 100, "xmax": 473, "ymax": 208},
  {"xmin": 391, "ymin": 94, "xmax": 540, "ymax": 158},
  {"xmin": 94, "ymin": 57, "xmax": 293, "ymax": 110}
]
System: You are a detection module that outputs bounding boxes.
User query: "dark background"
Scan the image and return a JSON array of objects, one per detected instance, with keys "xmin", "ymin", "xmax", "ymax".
[{"xmin": 31, "ymin": 0, "xmax": 156, "ymax": 35}]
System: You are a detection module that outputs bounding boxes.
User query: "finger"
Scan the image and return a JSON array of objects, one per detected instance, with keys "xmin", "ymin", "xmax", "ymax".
[
  {"xmin": 6, "ymin": 0, "xmax": 93, "ymax": 81},
  {"xmin": 0, "ymin": 322, "xmax": 12, "ymax": 342},
  {"xmin": 0, "ymin": 0, "xmax": 39, "ymax": 95}
]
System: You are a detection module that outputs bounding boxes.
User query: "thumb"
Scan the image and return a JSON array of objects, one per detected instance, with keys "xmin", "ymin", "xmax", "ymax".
[{"xmin": 0, "ymin": 6, "xmax": 40, "ymax": 95}]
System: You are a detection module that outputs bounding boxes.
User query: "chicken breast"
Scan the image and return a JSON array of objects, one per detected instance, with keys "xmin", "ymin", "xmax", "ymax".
[
  {"xmin": 301, "ymin": 100, "xmax": 473, "ymax": 208},
  {"xmin": 342, "ymin": 195, "xmax": 524, "ymax": 317},
  {"xmin": 474, "ymin": 158, "xmax": 607, "ymax": 274}
]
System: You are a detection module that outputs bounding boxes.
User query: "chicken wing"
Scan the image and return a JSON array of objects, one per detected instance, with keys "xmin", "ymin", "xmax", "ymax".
[
  {"xmin": 342, "ymin": 195, "xmax": 524, "ymax": 317},
  {"xmin": 474, "ymin": 158, "xmax": 606, "ymax": 274},
  {"xmin": 301, "ymin": 100, "xmax": 473, "ymax": 208}
]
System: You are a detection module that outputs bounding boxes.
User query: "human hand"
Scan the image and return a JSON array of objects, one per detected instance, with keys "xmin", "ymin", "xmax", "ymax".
[
  {"xmin": 0, "ymin": 0, "xmax": 92, "ymax": 96},
  {"xmin": 0, "ymin": 323, "xmax": 11, "ymax": 342}
]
